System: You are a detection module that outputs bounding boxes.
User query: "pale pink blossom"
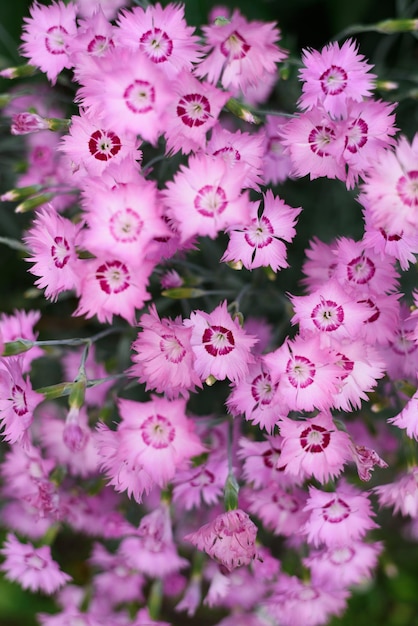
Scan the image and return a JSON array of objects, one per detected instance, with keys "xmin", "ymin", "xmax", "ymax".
[
  {"xmin": 305, "ymin": 541, "xmax": 383, "ymax": 589},
  {"xmin": 1, "ymin": 533, "xmax": 71, "ymax": 594},
  {"xmin": 130, "ymin": 304, "xmax": 201, "ymax": 399},
  {"xmin": 302, "ymin": 482, "xmax": 377, "ymax": 547}
]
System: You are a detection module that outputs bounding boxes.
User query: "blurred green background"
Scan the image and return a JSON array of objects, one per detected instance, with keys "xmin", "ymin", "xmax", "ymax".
[{"xmin": 0, "ymin": 1, "xmax": 418, "ymax": 625}]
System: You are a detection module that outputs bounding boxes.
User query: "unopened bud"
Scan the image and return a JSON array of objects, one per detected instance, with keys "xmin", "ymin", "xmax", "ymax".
[
  {"xmin": 63, "ymin": 407, "xmax": 88, "ymax": 452},
  {"xmin": 376, "ymin": 18, "xmax": 418, "ymax": 33},
  {"xmin": 162, "ymin": 287, "xmax": 206, "ymax": 299},
  {"xmin": 11, "ymin": 112, "xmax": 49, "ymax": 135},
  {"xmin": 0, "ymin": 64, "xmax": 38, "ymax": 79},
  {"xmin": 2, "ymin": 338, "xmax": 34, "ymax": 356},
  {"xmin": 1, "ymin": 184, "xmax": 43, "ymax": 202},
  {"xmin": 15, "ymin": 193, "xmax": 54, "ymax": 213}
]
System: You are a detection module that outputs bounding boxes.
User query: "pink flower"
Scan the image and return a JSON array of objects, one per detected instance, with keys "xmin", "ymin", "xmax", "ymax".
[
  {"xmin": 24, "ymin": 207, "xmax": 84, "ymax": 302},
  {"xmin": 333, "ymin": 237, "xmax": 399, "ymax": 296},
  {"xmin": 389, "ymin": 390, "xmax": 418, "ymax": 440},
  {"xmin": 59, "ymin": 110, "xmax": 141, "ymax": 178},
  {"xmin": 80, "ymin": 176, "xmax": 169, "ymax": 263},
  {"xmin": 222, "ymin": 190, "xmax": 301, "ymax": 271},
  {"xmin": 120, "ymin": 504, "xmax": 188, "ymax": 577},
  {"xmin": 375, "ymin": 467, "xmax": 418, "ymax": 517},
  {"xmin": 20, "ymin": 1, "xmax": 78, "ymax": 84},
  {"xmin": 227, "ymin": 359, "xmax": 283, "ymax": 433},
  {"xmin": 290, "ymin": 279, "xmax": 370, "ymax": 345},
  {"xmin": 66, "ymin": 7, "xmax": 115, "ymax": 61},
  {"xmin": 245, "ymin": 483, "xmax": 308, "ymax": 537},
  {"xmin": 263, "ymin": 334, "xmax": 341, "ymax": 413},
  {"xmin": 298, "ymin": 39, "xmax": 376, "ymax": 118},
  {"xmin": 164, "ymin": 71, "xmax": 229, "ymax": 155},
  {"xmin": 207, "ymin": 124, "xmax": 265, "ymax": 190},
  {"xmin": 261, "ymin": 115, "xmax": 294, "ymax": 185},
  {"xmin": 302, "ymin": 482, "xmax": 377, "ymax": 547},
  {"xmin": 75, "ymin": 0, "xmax": 126, "ymax": 21},
  {"xmin": 0, "ymin": 357, "xmax": 42, "ymax": 446},
  {"xmin": 96, "ymin": 396, "xmax": 204, "ymax": 501},
  {"xmin": 305, "ymin": 541, "xmax": 383, "ymax": 589},
  {"xmin": 130, "ymin": 304, "xmax": 201, "ymax": 399},
  {"xmin": 185, "ymin": 509, "xmax": 258, "ymax": 572},
  {"xmin": 0, "ymin": 533, "xmax": 71, "ymax": 594},
  {"xmin": 116, "ymin": 3, "xmax": 201, "ymax": 76},
  {"xmin": 282, "ymin": 107, "xmax": 346, "ymax": 181},
  {"xmin": 185, "ymin": 301, "xmax": 257, "ymax": 383},
  {"xmin": 362, "ymin": 202, "xmax": 418, "ymax": 271},
  {"xmin": 172, "ymin": 454, "xmax": 229, "ymax": 510},
  {"xmin": 0, "ymin": 309, "xmax": 43, "ymax": 372},
  {"xmin": 75, "ymin": 48, "xmax": 172, "ymax": 145},
  {"xmin": 11, "ymin": 112, "xmax": 49, "ymax": 135},
  {"xmin": 73, "ymin": 256, "xmax": 153, "ymax": 325},
  {"xmin": 196, "ymin": 9, "xmax": 287, "ymax": 91},
  {"xmin": 163, "ymin": 153, "xmax": 252, "ymax": 242},
  {"xmin": 342, "ymin": 98, "xmax": 397, "ymax": 188},
  {"xmin": 359, "ymin": 133, "xmax": 418, "ymax": 237},
  {"xmin": 89, "ymin": 543, "xmax": 145, "ymax": 606},
  {"xmin": 278, "ymin": 412, "xmax": 352, "ymax": 483},
  {"xmin": 267, "ymin": 575, "xmax": 348, "ymax": 626}
]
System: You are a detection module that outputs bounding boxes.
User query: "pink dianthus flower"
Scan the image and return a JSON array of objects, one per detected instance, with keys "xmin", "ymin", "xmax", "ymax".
[
  {"xmin": 20, "ymin": 1, "xmax": 78, "ymax": 84},
  {"xmin": 302, "ymin": 482, "xmax": 377, "ymax": 547},
  {"xmin": 185, "ymin": 301, "xmax": 257, "ymax": 383},
  {"xmin": 298, "ymin": 39, "xmax": 376, "ymax": 118},
  {"xmin": 1, "ymin": 533, "xmax": 71, "ymax": 594},
  {"xmin": 196, "ymin": 9, "xmax": 287, "ymax": 91},
  {"xmin": 24, "ymin": 207, "xmax": 84, "ymax": 302}
]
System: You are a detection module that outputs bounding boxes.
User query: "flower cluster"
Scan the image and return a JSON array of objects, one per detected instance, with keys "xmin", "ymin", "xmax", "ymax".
[{"xmin": 0, "ymin": 2, "xmax": 417, "ymax": 626}]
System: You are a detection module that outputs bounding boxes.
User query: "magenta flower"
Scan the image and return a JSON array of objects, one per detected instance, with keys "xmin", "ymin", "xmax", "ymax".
[
  {"xmin": 298, "ymin": 39, "xmax": 376, "ymax": 118},
  {"xmin": 0, "ymin": 533, "xmax": 71, "ymax": 594},
  {"xmin": 185, "ymin": 509, "xmax": 258, "ymax": 572},
  {"xmin": 185, "ymin": 301, "xmax": 257, "ymax": 383}
]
